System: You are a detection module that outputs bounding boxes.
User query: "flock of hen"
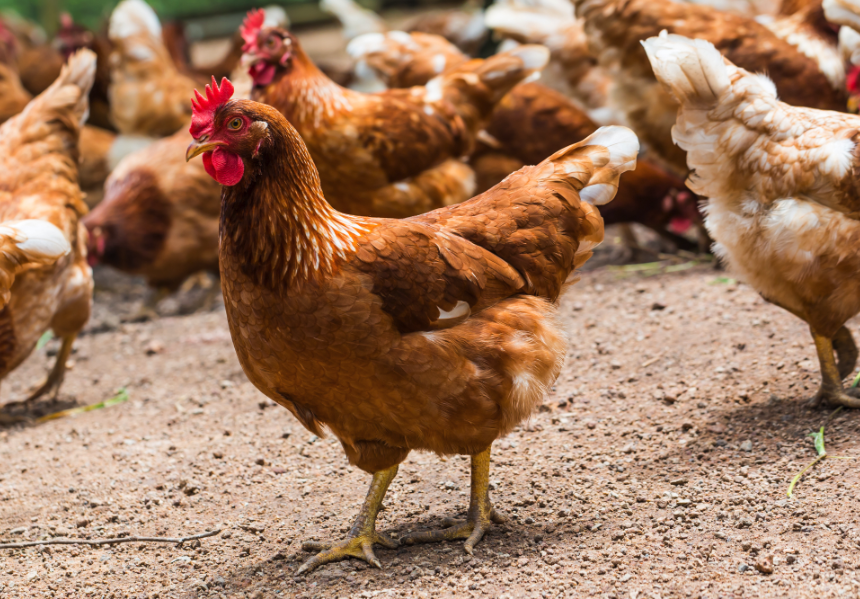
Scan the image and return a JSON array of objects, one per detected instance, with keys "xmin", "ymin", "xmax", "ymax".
[{"xmin": 1, "ymin": 0, "xmax": 859, "ymax": 575}]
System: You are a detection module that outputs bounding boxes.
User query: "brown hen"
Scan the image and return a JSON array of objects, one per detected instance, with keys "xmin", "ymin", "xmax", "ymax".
[
  {"xmin": 350, "ymin": 31, "xmax": 701, "ymax": 250},
  {"xmin": 186, "ymin": 77, "xmax": 638, "ymax": 573},
  {"xmin": 575, "ymin": 0, "xmax": 849, "ymax": 174},
  {"xmin": 0, "ymin": 50, "xmax": 95, "ymax": 419},
  {"xmin": 241, "ymin": 11, "xmax": 549, "ymax": 218},
  {"xmin": 84, "ymin": 127, "xmax": 220, "ymax": 316}
]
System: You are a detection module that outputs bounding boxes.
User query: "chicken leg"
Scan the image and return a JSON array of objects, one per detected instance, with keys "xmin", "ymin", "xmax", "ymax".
[
  {"xmin": 811, "ymin": 328, "xmax": 860, "ymax": 409},
  {"xmin": 23, "ymin": 334, "xmax": 75, "ymax": 403},
  {"xmin": 297, "ymin": 465, "xmax": 399, "ymax": 575},
  {"xmin": 403, "ymin": 447, "xmax": 504, "ymax": 554}
]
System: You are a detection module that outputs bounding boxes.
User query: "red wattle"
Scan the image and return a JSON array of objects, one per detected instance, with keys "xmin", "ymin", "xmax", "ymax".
[
  {"xmin": 848, "ymin": 66, "xmax": 860, "ymax": 94},
  {"xmin": 669, "ymin": 216, "xmax": 693, "ymax": 235},
  {"xmin": 203, "ymin": 148, "xmax": 244, "ymax": 186},
  {"xmin": 249, "ymin": 62, "xmax": 276, "ymax": 86}
]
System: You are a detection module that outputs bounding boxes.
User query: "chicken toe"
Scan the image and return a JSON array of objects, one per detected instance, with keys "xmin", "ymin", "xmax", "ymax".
[
  {"xmin": 403, "ymin": 448, "xmax": 503, "ymax": 554},
  {"xmin": 297, "ymin": 465, "xmax": 399, "ymax": 575}
]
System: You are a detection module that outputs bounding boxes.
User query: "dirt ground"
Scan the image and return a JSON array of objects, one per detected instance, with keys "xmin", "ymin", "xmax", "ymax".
[{"xmin": 1, "ymin": 227, "xmax": 859, "ymax": 599}]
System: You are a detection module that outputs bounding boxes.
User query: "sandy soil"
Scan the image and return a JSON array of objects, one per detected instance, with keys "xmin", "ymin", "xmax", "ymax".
[{"xmin": 1, "ymin": 231, "xmax": 859, "ymax": 599}]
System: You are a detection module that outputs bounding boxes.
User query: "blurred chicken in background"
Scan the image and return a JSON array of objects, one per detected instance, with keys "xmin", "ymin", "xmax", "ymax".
[{"xmin": 0, "ymin": 50, "xmax": 95, "ymax": 421}]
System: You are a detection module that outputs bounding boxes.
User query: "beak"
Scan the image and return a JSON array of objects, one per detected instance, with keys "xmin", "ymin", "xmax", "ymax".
[{"xmin": 186, "ymin": 140, "xmax": 225, "ymax": 162}]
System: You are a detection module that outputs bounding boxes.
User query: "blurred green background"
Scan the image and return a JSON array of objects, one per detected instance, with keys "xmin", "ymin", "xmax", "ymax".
[{"xmin": 0, "ymin": 0, "xmax": 386, "ymax": 35}]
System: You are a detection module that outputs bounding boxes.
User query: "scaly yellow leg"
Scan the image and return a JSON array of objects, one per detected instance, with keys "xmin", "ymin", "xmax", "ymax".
[
  {"xmin": 403, "ymin": 447, "xmax": 504, "ymax": 554},
  {"xmin": 812, "ymin": 330, "xmax": 860, "ymax": 409},
  {"xmin": 297, "ymin": 465, "xmax": 399, "ymax": 575},
  {"xmin": 23, "ymin": 334, "xmax": 75, "ymax": 403}
]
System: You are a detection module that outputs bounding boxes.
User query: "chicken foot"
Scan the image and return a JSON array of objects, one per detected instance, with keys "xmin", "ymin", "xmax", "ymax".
[
  {"xmin": 811, "ymin": 329, "xmax": 860, "ymax": 409},
  {"xmin": 297, "ymin": 465, "xmax": 399, "ymax": 575},
  {"xmin": 403, "ymin": 447, "xmax": 504, "ymax": 554},
  {"xmin": 21, "ymin": 334, "xmax": 75, "ymax": 404}
]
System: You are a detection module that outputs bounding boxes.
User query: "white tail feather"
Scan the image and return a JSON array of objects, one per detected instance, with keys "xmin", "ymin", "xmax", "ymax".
[
  {"xmin": 641, "ymin": 31, "xmax": 731, "ymax": 108},
  {"xmin": 109, "ymin": 0, "xmax": 161, "ymax": 40}
]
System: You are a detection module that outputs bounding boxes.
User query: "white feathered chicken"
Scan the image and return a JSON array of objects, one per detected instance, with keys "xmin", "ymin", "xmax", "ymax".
[{"xmin": 644, "ymin": 31, "xmax": 860, "ymax": 408}]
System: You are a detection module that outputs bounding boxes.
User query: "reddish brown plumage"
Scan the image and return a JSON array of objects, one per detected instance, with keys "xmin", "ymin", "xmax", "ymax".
[
  {"xmin": 202, "ymin": 98, "xmax": 636, "ymax": 472},
  {"xmin": 84, "ymin": 129, "xmax": 220, "ymax": 289},
  {"xmin": 244, "ymin": 26, "xmax": 547, "ymax": 217}
]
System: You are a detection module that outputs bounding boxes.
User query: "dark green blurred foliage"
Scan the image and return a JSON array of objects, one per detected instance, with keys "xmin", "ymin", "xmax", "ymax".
[{"xmin": 0, "ymin": 0, "xmax": 298, "ymax": 33}]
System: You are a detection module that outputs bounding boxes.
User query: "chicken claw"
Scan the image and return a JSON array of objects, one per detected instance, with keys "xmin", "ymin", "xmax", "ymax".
[
  {"xmin": 810, "ymin": 330, "xmax": 860, "ymax": 409},
  {"xmin": 403, "ymin": 448, "xmax": 503, "ymax": 554},
  {"xmin": 297, "ymin": 465, "xmax": 399, "ymax": 575}
]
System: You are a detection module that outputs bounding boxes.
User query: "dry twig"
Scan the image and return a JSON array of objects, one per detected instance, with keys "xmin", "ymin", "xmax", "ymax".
[{"xmin": 0, "ymin": 529, "xmax": 221, "ymax": 549}]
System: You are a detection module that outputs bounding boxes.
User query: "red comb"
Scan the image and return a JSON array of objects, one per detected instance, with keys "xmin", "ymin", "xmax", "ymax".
[
  {"xmin": 190, "ymin": 77, "xmax": 235, "ymax": 138},
  {"xmin": 241, "ymin": 9, "xmax": 266, "ymax": 52}
]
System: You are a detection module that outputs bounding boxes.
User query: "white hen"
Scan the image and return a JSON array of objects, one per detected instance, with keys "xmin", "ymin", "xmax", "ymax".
[{"xmin": 644, "ymin": 31, "xmax": 860, "ymax": 408}]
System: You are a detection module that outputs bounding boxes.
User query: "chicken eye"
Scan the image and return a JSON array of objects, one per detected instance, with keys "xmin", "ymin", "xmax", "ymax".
[{"xmin": 228, "ymin": 118, "xmax": 243, "ymax": 130}]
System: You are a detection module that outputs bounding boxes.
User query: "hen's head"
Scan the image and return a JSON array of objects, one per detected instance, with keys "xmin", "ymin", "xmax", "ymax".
[
  {"xmin": 241, "ymin": 9, "xmax": 302, "ymax": 87},
  {"xmin": 187, "ymin": 76, "xmax": 281, "ymax": 186},
  {"xmin": 55, "ymin": 13, "xmax": 94, "ymax": 60}
]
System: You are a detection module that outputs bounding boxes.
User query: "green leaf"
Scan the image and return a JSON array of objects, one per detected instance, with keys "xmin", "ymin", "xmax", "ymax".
[
  {"xmin": 809, "ymin": 427, "xmax": 826, "ymax": 457},
  {"xmin": 36, "ymin": 330, "xmax": 54, "ymax": 351},
  {"xmin": 709, "ymin": 277, "xmax": 737, "ymax": 285},
  {"xmin": 36, "ymin": 388, "xmax": 129, "ymax": 423}
]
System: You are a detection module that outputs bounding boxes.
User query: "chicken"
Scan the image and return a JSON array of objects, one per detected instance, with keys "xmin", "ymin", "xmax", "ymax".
[
  {"xmin": 322, "ymin": 0, "xmax": 487, "ymax": 54},
  {"xmin": 0, "ymin": 21, "xmax": 32, "ymax": 124},
  {"xmin": 644, "ymin": 32, "xmax": 860, "ymax": 408},
  {"xmin": 321, "ymin": 0, "xmax": 387, "ymax": 41},
  {"xmin": 241, "ymin": 11, "xmax": 549, "ymax": 218},
  {"xmin": 347, "ymin": 31, "xmax": 470, "ymax": 89},
  {"xmin": 0, "ymin": 221, "xmax": 71, "ymax": 310},
  {"xmin": 476, "ymin": 82, "xmax": 702, "ymax": 252},
  {"xmin": 161, "ymin": 6, "xmax": 290, "ymax": 83},
  {"xmin": 15, "ymin": 39, "xmax": 64, "ymax": 97},
  {"xmin": 349, "ymin": 31, "xmax": 701, "ymax": 250},
  {"xmin": 823, "ymin": 0, "xmax": 860, "ymax": 110},
  {"xmin": 108, "ymin": 0, "xmax": 197, "ymax": 136},
  {"xmin": 574, "ymin": 0, "xmax": 849, "ymax": 174},
  {"xmin": 77, "ymin": 125, "xmax": 154, "ymax": 209},
  {"xmin": 761, "ymin": 0, "xmax": 843, "ymax": 93},
  {"xmin": 484, "ymin": 0, "xmax": 618, "ymax": 124},
  {"xmin": 185, "ymin": 76, "xmax": 638, "ymax": 572},
  {"xmin": 55, "ymin": 12, "xmax": 115, "ymax": 131},
  {"xmin": 0, "ymin": 50, "xmax": 94, "ymax": 417},
  {"xmin": 84, "ymin": 127, "xmax": 221, "ymax": 316}
]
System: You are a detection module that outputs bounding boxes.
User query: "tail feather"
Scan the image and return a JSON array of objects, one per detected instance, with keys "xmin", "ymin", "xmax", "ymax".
[
  {"xmin": 321, "ymin": 0, "xmax": 386, "ymax": 40},
  {"xmin": 485, "ymin": 0, "xmax": 576, "ymax": 44},
  {"xmin": 547, "ymin": 125, "xmax": 639, "ymax": 205},
  {"xmin": 434, "ymin": 43, "xmax": 549, "ymax": 108},
  {"xmin": 641, "ymin": 32, "xmax": 731, "ymax": 109},
  {"xmin": 824, "ymin": 0, "xmax": 860, "ymax": 31},
  {"xmin": 0, "ymin": 220, "xmax": 71, "ymax": 308},
  {"xmin": 19, "ymin": 48, "xmax": 96, "ymax": 130},
  {"xmin": 109, "ymin": 0, "xmax": 161, "ymax": 40}
]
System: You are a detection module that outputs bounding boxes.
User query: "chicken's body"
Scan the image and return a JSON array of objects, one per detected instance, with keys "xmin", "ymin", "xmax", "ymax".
[
  {"xmin": 85, "ymin": 128, "xmax": 220, "ymax": 293},
  {"xmin": 575, "ymin": 0, "xmax": 849, "ymax": 173},
  {"xmin": 645, "ymin": 32, "xmax": 860, "ymax": 407},
  {"xmin": 108, "ymin": 0, "xmax": 196, "ymax": 136},
  {"xmin": 0, "ymin": 50, "xmax": 95, "ymax": 414},
  {"xmin": 186, "ymin": 78, "xmax": 637, "ymax": 573},
  {"xmin": 348, "ymin": 32, "xmax": 701, "ymax": 249},
  {"xmin": 484, "ymin": 0, "xmax": 617, "ymax": 124},
  {"xmin": 242, "ymin": 14, "xmax": 548, "ymax": 217}
]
